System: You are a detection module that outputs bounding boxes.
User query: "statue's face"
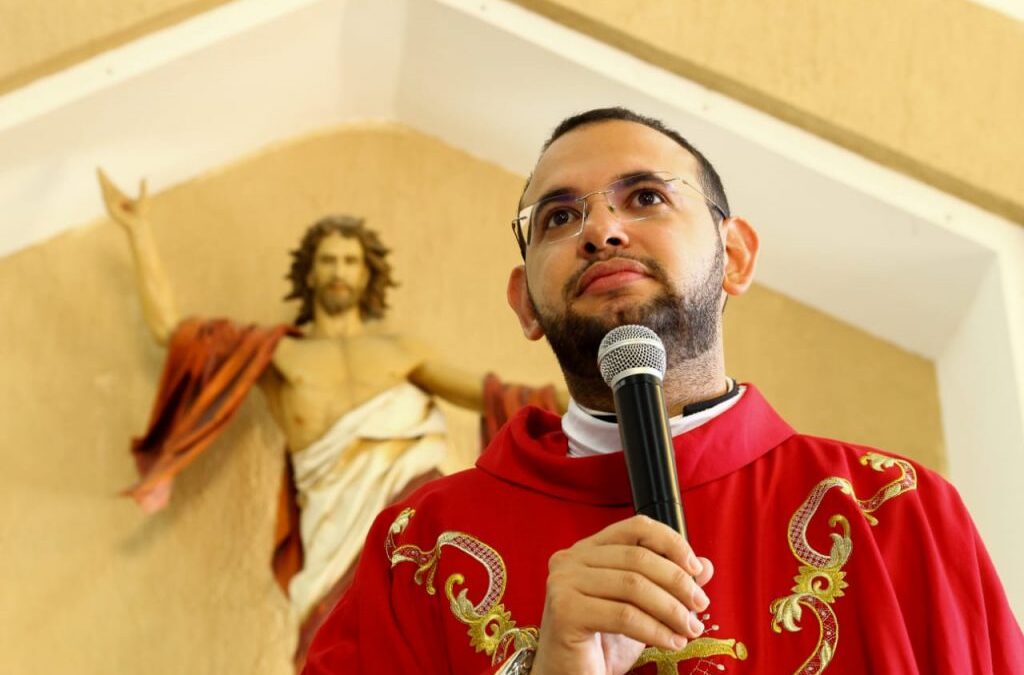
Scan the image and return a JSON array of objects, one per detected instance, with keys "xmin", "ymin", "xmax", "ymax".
[{"xmin": 308, "ymin": 232, "xmax": 370, "ymax": 317}]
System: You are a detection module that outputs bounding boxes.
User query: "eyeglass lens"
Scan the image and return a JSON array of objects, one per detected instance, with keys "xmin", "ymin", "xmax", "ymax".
[{"xmin": 526, "ymin": 173, "xmax": 683, "ymax": 246}]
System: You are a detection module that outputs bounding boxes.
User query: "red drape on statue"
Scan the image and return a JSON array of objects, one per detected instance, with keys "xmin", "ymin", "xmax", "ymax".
[{"xmin": 125, "ymin": 318, "xmax": 302, "ymax": 590}]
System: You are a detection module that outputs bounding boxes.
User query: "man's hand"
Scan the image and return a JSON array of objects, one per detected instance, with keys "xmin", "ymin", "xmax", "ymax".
[
  {"xmin": 97, "ymin": 168, "xmax": 149, "ymax": 232},
  {"xmin": 530, "ymin": 515, "xmax": 713, "ymax": 675}
]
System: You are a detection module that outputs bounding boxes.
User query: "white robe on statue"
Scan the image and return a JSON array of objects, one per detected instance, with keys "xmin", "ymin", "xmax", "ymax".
[{"xmin": 288, "ymin": 382, "xmax": 446, "ymax": 622}]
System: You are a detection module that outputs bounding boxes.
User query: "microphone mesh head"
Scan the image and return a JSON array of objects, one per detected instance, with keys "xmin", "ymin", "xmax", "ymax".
[{"xmin": 597, "ymin": 325, "xmax": 667, "ymax": 387}]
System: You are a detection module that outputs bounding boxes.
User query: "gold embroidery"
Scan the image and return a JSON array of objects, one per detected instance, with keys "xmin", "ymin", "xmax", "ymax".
[
  {"xmin": 388, "ymin": 509, "xmax": 749, "ymax": 672},
  {"xmin": 635, "ymin": 636, "xmax": 749, "ymax": 675},
  {"xmin": 386, "ymin": 508, "xmax": 538, "ymax": 664},
  {"xmin": 770, "ymin": 452, "xmax": 917, "ymax": 674},
  {"xmin": 635, "ymin": 612, "xmax": 748, "ymax": 674}
]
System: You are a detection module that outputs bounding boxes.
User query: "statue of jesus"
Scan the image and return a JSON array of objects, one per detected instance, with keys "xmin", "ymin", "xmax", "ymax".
[{"xmin": 97, "ymin": 170, "xmax": 514, "ymax": 647}]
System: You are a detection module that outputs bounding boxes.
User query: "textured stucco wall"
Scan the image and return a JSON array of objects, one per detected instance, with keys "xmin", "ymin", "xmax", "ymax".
[
  {"xmin": 514, "ymin": 0, "xmax": 1024, "ymax": 225},
  {"xmin": 0, "ymin": 0, "xmax": 232, "ymax": 95},
  {"xmin": 726, "ymin": 284, "xmax": 944, "ymax": 467},
  {"xmin": 0, "ymin": 123, "xmax": 943, "ymax": 673}
]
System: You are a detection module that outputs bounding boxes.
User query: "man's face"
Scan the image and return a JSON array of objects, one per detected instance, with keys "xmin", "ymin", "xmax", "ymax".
[
  {"xmin": 308, "ymin": 233, "xmax": 370, "ymax": 317},
  {"xmin": 511, "ymin": 120, "xmax": 728, "ymax": 379}
]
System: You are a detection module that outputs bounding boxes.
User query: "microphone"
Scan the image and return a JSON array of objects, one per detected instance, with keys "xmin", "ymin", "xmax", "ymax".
[{"xmin": 598, "ymin": 325, "xmax": 686, "ymax": 540}]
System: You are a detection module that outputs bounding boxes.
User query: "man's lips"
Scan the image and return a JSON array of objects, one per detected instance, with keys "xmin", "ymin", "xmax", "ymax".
[{"xmin": 575, "ymin": 259, "xmax": 653, "ymax": 296}]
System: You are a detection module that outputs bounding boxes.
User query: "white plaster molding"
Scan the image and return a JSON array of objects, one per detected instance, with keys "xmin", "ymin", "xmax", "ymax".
[{"xmin": 969, "ymin": 0, "xmax": 1024, "ymax": 22}]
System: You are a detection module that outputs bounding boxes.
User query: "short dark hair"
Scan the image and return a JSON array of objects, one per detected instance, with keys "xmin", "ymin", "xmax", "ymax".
[
  {"xmin": 284, "ymin": 215, "xmax": 396, "ymax": 325},
  {"xmin": 517, "ymin": 107, "xmax": 730, "ymax": 257}
]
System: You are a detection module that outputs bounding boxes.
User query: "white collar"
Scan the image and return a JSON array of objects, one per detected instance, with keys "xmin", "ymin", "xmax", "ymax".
[{"xmin": 563, "ymin": 385, "xmax": 746, "ymax": 458}]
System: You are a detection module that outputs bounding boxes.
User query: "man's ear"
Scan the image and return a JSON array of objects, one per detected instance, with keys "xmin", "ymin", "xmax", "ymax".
[
  {"xmin": 721, "ymin": 216, "xmax": 759, "ymax": 297},
  {"xmin": 507, "ymin": 265, "xmax": 544, "ymax": 341}
]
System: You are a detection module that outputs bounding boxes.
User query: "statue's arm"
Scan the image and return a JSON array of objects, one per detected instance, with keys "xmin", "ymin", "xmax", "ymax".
[
  {"xmin": 97, "ymin": 169, "xmax": 181, "ymax": 346},
  {"xmin": 410, "ymin": 360, "xmax": 570, "ymax": 414},
  {"xmin": 408, "ymin": 360, "xmax": 485, "ymax": 413}
]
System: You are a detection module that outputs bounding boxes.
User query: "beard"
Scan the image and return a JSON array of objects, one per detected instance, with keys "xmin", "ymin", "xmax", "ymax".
[
  {"xmin": 315, "ymin": 282, "xmax": 357, "ymax": 317},
  {"xmin": 531, "ymin": 243, "xmax": 723, "ymax": 386}
]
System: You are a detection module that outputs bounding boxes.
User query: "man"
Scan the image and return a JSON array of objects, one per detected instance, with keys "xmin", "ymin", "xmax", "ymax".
[
  {"xmin": 302, "ymin": 108, "xmax": 1023, "ymax": 674},
  {"xmin": 98, "ymin": 177, "xmax": 511, "ymax": 657}
]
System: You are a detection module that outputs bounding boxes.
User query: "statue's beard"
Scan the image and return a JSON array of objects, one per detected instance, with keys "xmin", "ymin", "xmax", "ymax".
[
  {"xmin": 530, "ymin": 244, "xmax": 723, "ymax": 386},
  {"xmin": 315, "ymin": 282, "xmax": 358, "ymax": 317}
]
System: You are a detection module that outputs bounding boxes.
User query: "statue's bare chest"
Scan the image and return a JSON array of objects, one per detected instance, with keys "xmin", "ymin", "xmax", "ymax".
[{"xmin": 268, "ymin": 335, "xmax": 422, "ymax": 449}]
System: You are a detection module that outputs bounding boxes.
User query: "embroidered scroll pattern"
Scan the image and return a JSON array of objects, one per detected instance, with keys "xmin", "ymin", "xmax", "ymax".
[
  {"xmin": 769, "ymin": 452, "xmax": 917, "ymax": 674},
  {"xmin": 386, "ymin": 508, "xmax": 538, "ymax": 665},
  {"xmin": 388, "ymin": 508, "xmax": 748, "ymax": 673}
]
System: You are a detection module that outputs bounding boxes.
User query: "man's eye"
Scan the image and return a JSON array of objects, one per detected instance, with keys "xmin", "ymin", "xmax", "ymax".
[
  {"xmin": 632, "ymin": 189, "xmax": 666, "ymax": 207},
  {"xmin": 542, "ymin": 208, "xmax": 579, "ymax": 231}
]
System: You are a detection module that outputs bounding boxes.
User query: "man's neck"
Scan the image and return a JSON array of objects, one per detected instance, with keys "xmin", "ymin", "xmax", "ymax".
[
  {"xmin": 565, "ymin": 350, "xmax": 728, "ymax": 417},
  {"xmin": 309, "ymin": 307, "xmax": 364, "ymax": 339},
  {"xmin": 661, "ymin": 352, "xmax": 728, "ymax": 417}
]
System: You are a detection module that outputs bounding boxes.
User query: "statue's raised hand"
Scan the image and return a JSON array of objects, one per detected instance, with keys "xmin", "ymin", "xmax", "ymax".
[
  {"xmin": 96, "ymin": 167, "xmax": 179, "ymax": 344},
  {"xmin": 97, "ymin": 168, "xmax": 149, "ymax": 232}
]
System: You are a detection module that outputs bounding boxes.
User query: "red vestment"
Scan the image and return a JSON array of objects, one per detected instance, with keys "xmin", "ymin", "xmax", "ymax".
[{"xmin": 303, "ymin": 385, "xmax": 1024, "ymax": 674}]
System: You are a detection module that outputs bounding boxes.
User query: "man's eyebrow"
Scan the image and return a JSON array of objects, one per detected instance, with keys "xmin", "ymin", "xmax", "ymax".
[
  {"xmin": 527, "ymin": 170, "xmax": 660, "ymax": 207},
  {"xmin": 614, "ymin": 170, "xmax": 661, "ymax": 186},
  {"xmin": 530, "ymin": 186, "xmax": 574, "ymax": 207}
]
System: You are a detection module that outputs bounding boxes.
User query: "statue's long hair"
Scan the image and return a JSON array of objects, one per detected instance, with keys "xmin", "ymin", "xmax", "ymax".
[{"xmin": 284, "ymin": 215, "xmax": 397, "ymax": 325}]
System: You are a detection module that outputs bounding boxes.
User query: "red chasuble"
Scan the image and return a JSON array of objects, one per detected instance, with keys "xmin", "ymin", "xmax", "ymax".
[{"xmin": 303, "ymin": 385, "xmax": 1023, "ymax": 674}]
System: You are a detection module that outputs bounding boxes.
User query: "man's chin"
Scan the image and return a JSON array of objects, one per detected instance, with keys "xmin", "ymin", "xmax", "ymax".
[{"xmin": 568, "ymin": 294, "xmax": 659, "ymax": 328}]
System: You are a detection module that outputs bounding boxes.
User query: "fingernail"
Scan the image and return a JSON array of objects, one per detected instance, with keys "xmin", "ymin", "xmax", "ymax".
[
  {"xmin": 694, "ymin": 586, "xmax": 710, "ymax": 611},
  {"xmin": 687, "ymin": 552, "xmax": 703, "ymax": 575},
  {"xmin": 672, "ymin": 634, "xmax": 688, "ymax": 650},
  {"xmin": 688, "ymin": 612, "xmax": 705, "ymax": 636}
]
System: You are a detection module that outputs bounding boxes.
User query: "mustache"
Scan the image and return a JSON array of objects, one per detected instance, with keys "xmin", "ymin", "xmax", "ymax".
[
  {"xmin": 561, "ymin": 254, "xmax": 670, "ymax": 302},
  {"xmin": 323, "ymin": 278, "xmax": 352, "ymax": 290}
]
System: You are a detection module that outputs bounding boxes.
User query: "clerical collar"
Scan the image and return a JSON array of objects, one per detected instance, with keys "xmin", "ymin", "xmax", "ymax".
[{"xmin": 563, "ymin": 380, "xmax": 744, "ymax": 458}]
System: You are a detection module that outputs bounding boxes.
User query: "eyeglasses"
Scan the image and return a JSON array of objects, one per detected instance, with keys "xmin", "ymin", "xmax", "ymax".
[{"xmin": 512, "ymin": 171, "xmax": 726, "ymax": 255}]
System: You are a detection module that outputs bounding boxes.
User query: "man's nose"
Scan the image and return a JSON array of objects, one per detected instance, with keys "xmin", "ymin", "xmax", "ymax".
[{"xmin": 578, "ymin": 195, "xmax": 630, "ymax": 254}]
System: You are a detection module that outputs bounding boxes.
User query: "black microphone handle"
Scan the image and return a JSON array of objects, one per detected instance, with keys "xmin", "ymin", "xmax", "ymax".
[{"xmin": 612, "ymin": 373, "xmax": 687, "ymax": 541}]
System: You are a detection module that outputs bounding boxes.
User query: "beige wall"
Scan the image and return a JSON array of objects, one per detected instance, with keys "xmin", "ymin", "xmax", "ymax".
[
  {"xmin": 515, "ymin": 0, "xmax": 1024, "ymax": 225},
  {"xmin": 0, "ymin": 123, "xmax": 943, "ymax": 673},
  {"xmin": 0, "ymin": 0, "xmax": 231, "ymax": 95},
  {"xmin": 725, "ymin": 284, "xmax": 944, "ymax": 470}
]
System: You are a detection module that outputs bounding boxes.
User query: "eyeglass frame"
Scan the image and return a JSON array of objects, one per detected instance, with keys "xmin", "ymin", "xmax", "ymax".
[{"xmin": 511, "ymin": 171, "xmax": 727, "ymax": 258}]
